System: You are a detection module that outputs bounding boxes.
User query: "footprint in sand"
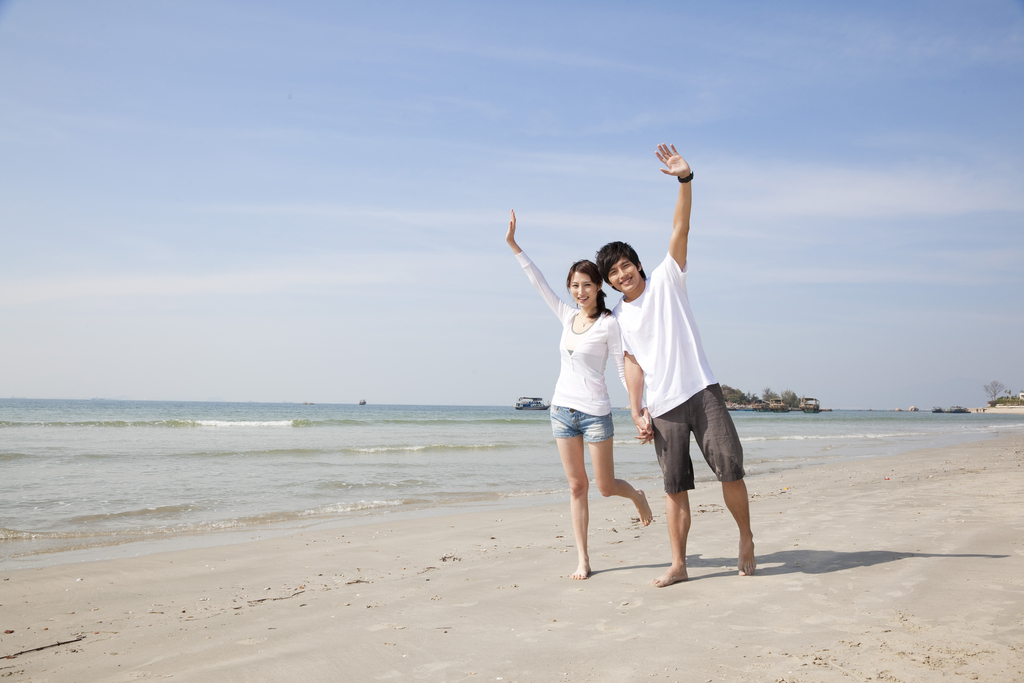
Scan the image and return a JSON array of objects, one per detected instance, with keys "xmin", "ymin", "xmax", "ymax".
[{"xmin": 367, "ymin": 623, "xmax": 405, "ymax": 631}]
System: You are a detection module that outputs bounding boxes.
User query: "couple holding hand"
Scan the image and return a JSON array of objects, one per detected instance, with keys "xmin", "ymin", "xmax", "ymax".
[{"xmin": 506, "ymin": 145, "xmax": 755, "ymax": 586}]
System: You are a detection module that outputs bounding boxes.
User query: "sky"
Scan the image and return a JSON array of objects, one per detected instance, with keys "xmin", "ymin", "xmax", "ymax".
[{"xmin": 1, "ymin": 0, "xmax": 1022, "ymax": 409}]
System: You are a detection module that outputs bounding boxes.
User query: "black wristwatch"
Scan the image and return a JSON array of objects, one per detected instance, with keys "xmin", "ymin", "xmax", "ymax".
[{"xmin": 677, "ymin": 172, "xmax": 694, "ymax": 184}]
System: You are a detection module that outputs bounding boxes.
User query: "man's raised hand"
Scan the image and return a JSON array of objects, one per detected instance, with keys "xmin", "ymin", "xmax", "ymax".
[{"xmin": 656, "ymin": 143, "xmax": 691, "ymax": 177}]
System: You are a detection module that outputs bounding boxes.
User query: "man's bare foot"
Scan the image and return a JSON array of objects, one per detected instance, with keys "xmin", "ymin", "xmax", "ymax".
[
  {"xmin": 652, "ymin": 565, "xmax": 688, "ymax": 587},
  {"xmin": 635, "ymin": 489, "xmax": 653, "ymax": 527},
  {"xmin": 571, "ymin": 560, "xmax": 591, "ymax": 580},
  {"xmin": 738, "ymin": 536, "xmax": 756, "ymax": 576}
]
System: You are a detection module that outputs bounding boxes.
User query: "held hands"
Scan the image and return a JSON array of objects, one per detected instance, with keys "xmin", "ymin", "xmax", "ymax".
[
  {"xmin": 656, "ymin": 143, "xmax": 691, "ymax": 178},
  {"xmin": 506, "ymin": 209, "xmax": 522, "ymax": 254},
  {"xmin": 631, "ymin": 407, "xmax": 654, "ymax": 444}
]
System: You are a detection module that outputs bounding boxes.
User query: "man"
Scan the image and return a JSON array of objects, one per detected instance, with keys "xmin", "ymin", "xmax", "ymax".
[{"xmin": 596, "ymin": 144, "xmax": 755, "ymax": 587}]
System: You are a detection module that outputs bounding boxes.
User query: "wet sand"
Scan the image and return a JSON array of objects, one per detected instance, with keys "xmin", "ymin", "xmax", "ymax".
[{"xmin": 2, "ymin": 433, "xmax": 1023, "ymax": 682}]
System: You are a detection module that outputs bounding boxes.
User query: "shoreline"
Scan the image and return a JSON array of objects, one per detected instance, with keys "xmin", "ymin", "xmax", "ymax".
[
  {"xmin": 2, "ymin": 433, "xmax": 1022, "ymax": 681},
  {"xmin": 973, "ymin": 404, "xmax": 1024, "ymax": 414},
  {"xmin": 7, "ymin": 421, "xmax": 1023, "ymax": 572},
  {"xmin": 5, "ymin": 421, "xmax": 1023, "ymax": 572}
]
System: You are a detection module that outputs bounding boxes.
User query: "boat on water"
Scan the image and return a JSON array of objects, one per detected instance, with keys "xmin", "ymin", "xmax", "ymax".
[
  {"xmin": 932, "ymin": 407, "xmax": 944, "ymax": 413},
  {"xmin": 769, "ymin": 399, "xmax": 790, "ymax": 413},
  {"xmin": 751, "ymin": 400, "xmax": 771, "ymax": 413},
  {"xmin": 947, "ymin": 406, "xmax": 969, "ymax": 413},
  {"xmin": 799, "ymin": 397, "xmax": 821, "ymax": 413},
  {"xmin": 358, "ymin": 399, "xmax": 366, "ymax": 405},
  {"xmin": 515, "ymin": 397, "xmax": 550, "ymax": 411}
]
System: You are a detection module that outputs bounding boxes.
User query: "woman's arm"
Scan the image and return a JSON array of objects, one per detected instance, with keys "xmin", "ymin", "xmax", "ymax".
[
  {"xmin": 507, "ymin": 210, "xmax": 573, "ymax": 321},
  {"xmin": 608, "ymin": 317, "xmax": 629, "ymax": 392},
  {"xmin": 506, "ymin": 209, "xmax": 522, "ymax": 255}
]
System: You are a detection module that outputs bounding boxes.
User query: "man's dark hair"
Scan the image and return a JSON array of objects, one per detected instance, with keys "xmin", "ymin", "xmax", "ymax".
[{"xmin": 595, "ymin": 241, "xmax": 647, "ymax": 290}]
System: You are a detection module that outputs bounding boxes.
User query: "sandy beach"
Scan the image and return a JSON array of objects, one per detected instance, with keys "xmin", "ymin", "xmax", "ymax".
[{"xmin": 2, "ymin": 433, "xmax": 1022, "ymax": 682}]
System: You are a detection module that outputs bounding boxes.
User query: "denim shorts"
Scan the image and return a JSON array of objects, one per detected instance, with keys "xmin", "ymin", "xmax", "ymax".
[{"xmin": 550, "ymin": 405, "xmax": 614, "ymax": 442}]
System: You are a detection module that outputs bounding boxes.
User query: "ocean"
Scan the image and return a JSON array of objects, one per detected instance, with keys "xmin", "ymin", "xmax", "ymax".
[{"xmin": 3, "ymin": 398, "xmax": 1023, "ymax": 569}]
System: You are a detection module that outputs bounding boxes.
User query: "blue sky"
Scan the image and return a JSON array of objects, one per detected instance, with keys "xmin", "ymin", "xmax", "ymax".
[{"xmin": 1, "ymin": 0, "xmax": 1022, "ymax": 408}]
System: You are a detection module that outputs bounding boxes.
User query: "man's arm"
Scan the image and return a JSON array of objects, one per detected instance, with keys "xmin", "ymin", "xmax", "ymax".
[
  {"xmin": 624, "ymin": 351, "xmax": 653, "ymax": 444},
  {"xmin": 655, "ymin": 144, "xmax": 692, "ymax": 271}
]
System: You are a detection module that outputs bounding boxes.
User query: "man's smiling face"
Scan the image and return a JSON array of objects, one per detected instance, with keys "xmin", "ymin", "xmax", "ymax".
[{"xmin": 606, "ymin": 256, "xmax": 644, "ymax": 301}]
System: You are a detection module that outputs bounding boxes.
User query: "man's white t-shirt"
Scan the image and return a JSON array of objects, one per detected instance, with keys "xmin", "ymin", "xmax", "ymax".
[{"xmin": 612, "ymin": 254, "xmax": 717, "ymax": 418}]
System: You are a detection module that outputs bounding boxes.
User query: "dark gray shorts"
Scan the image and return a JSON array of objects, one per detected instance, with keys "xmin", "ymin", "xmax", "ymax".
[{"xmin": 652, "ymin": 383, "xmax": 744, "ymax": 493}]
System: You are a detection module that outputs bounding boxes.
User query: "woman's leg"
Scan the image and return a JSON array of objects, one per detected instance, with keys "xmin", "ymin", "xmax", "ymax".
[
  {"xmin": 588, "ymin": 438, "xmax": 654, "ymax": 526},
  {"xmin": 555, "ymin": 436, "xmax": 591, "ymax": 579}
]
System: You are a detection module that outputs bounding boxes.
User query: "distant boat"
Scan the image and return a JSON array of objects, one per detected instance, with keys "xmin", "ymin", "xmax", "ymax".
[
  {"xmin": 932, "ymin": 407, "xmax": 944, "ymax": 413},
  {"xmin": 515, "ymin": 397, "xmax": 549, "ymax": 411},
  {"xmin": 751, "ymin": 400, "xmax": 770, "ymax": 413},
  {"xmin": 358, "ymin": 399, "xmax": 366, "ymax": 405},
  {"xmin": 769, "ymin": 399, "xmax": 790, "ymax": 413},
  {"xmin": 947, "ymin": 406, "xmax": 969, "ymax": 413},
  {"xmin": 799, "ymin": 397, "xmax": 821, "ymax": 413}
]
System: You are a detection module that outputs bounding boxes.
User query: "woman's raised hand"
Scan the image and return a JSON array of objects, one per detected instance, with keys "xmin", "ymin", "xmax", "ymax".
[
  {"xmin": 656, "ymin": 143, "xmax": 691, "ymax": 177},
  {"xmin": 506, "ymin": 209, "xmax": 522, "ymax": 254}
]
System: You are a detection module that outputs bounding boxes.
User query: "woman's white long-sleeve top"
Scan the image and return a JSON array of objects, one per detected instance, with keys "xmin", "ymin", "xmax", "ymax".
[{"xmin": 516, "ymin": 251, "xmax": 626, "ymax": 417}]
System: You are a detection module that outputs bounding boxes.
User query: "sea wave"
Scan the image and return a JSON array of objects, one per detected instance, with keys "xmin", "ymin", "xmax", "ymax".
[
  {"xmin": 0, "ymin": 416, "xmax": 549, "ymax": 429},
  {"xmin": 0, "ymin": 452, "xmax": 33, "ymax": 462},
  {"xmin": 292, "ymin": 417, "xmax": 541, "ymax": 427},
  {"xmin": 69, "ymin": 505, "xmax": 197, "ymax": 524},
  {"xmin": 340, "ymin": 443, "xmax": 514, "ymax": 454},
  {"xmin": 0, "ymin": 498, "xmax": 409, "ymax": 544},
  {"xmin": 298, "ymin": 500, "xmax": 407, "ymax": 516},
  {"xmin": 0, "ymin": 419, "xmax": 294, "ymax": 429},
  {"xmin": 740, "ymin": 431, "xmax": 930, "ymax": 442}
]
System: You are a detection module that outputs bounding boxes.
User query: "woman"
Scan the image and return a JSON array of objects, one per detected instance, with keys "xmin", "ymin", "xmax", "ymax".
[{"xmin": 506, "ymin": 209, "xmax": 653, "ymax": 580}]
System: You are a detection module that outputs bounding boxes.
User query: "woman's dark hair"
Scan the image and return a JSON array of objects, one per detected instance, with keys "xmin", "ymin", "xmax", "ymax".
[
  {"xmin": 595, "ymin": 241, "xmax": 646, "ymax": 289},
  {"xmin": 565, "ymin": 260, "xmax": 611, "ymax": 318}
]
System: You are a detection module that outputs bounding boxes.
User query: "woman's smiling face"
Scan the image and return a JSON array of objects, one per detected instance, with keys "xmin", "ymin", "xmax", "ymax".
[{"xmin": 569, "ymin": 271, "xmax": 599, "ymax": 312}]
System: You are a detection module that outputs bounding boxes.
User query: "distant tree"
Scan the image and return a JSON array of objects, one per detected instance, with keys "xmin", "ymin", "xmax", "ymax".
[
  {"xmin": 720, "ymin": 384, "xmax": 745, "ymax": 404},
  {"xmin": 761, "ymin": 387, "xmax": 778, "ymax": 402},
  {"xmin": 781, "ymin": 389, "xmax": 800, "ymax": 409},
  {"xmin": 983, "ymin": 381, "xmax": 1007, "ymax": 401}
]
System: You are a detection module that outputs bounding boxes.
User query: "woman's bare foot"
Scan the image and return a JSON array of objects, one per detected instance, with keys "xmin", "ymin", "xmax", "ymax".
[
  {"xmin": 652, "ymin": 564, "xmax": 688, "ymax": 587},
  {"xmin": 738, "ymin": 536, "xmax": 756, "ymax": 576},
  {"xmin": 571, "ymin": 559, "xmax": 591, "ymax": 580},
  {"xmin": 635, "ymin": 489, "xmax": 653, "ymax": 527}
]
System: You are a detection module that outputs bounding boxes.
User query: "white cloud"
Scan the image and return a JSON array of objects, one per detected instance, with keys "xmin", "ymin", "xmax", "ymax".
[
  {"xmin": 0, "ymin": 248, "xmax": 518, "ymax": 306},
  {"xmin": 700, "ymin": 159, "xmax": 1024, "ymax": 219},
  {"xmin": 0, "ymin": 268, "xmax": 355, "ymax": 306}
]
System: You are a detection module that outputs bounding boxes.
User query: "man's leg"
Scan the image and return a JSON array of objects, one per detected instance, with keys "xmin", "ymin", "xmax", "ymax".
[
  {"xmin": 653, "ymin": 490, "xmax": 691, "ymax": 587},
  {"xmin": 722, "ymin": 479, "xmax": 755, "ymax": 576},
  {"xmin": 696, "ymin": 384, "xmax": 756, "ymax": 576},
  {"xmin": 651, "ymin": 401, "xmax": 697, "ymax": 587}
]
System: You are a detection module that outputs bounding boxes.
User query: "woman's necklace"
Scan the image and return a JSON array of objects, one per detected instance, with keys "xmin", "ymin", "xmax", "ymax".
[{"xmin": 574, "ymin": 312, "xmax": 595, "ymax": 333}]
